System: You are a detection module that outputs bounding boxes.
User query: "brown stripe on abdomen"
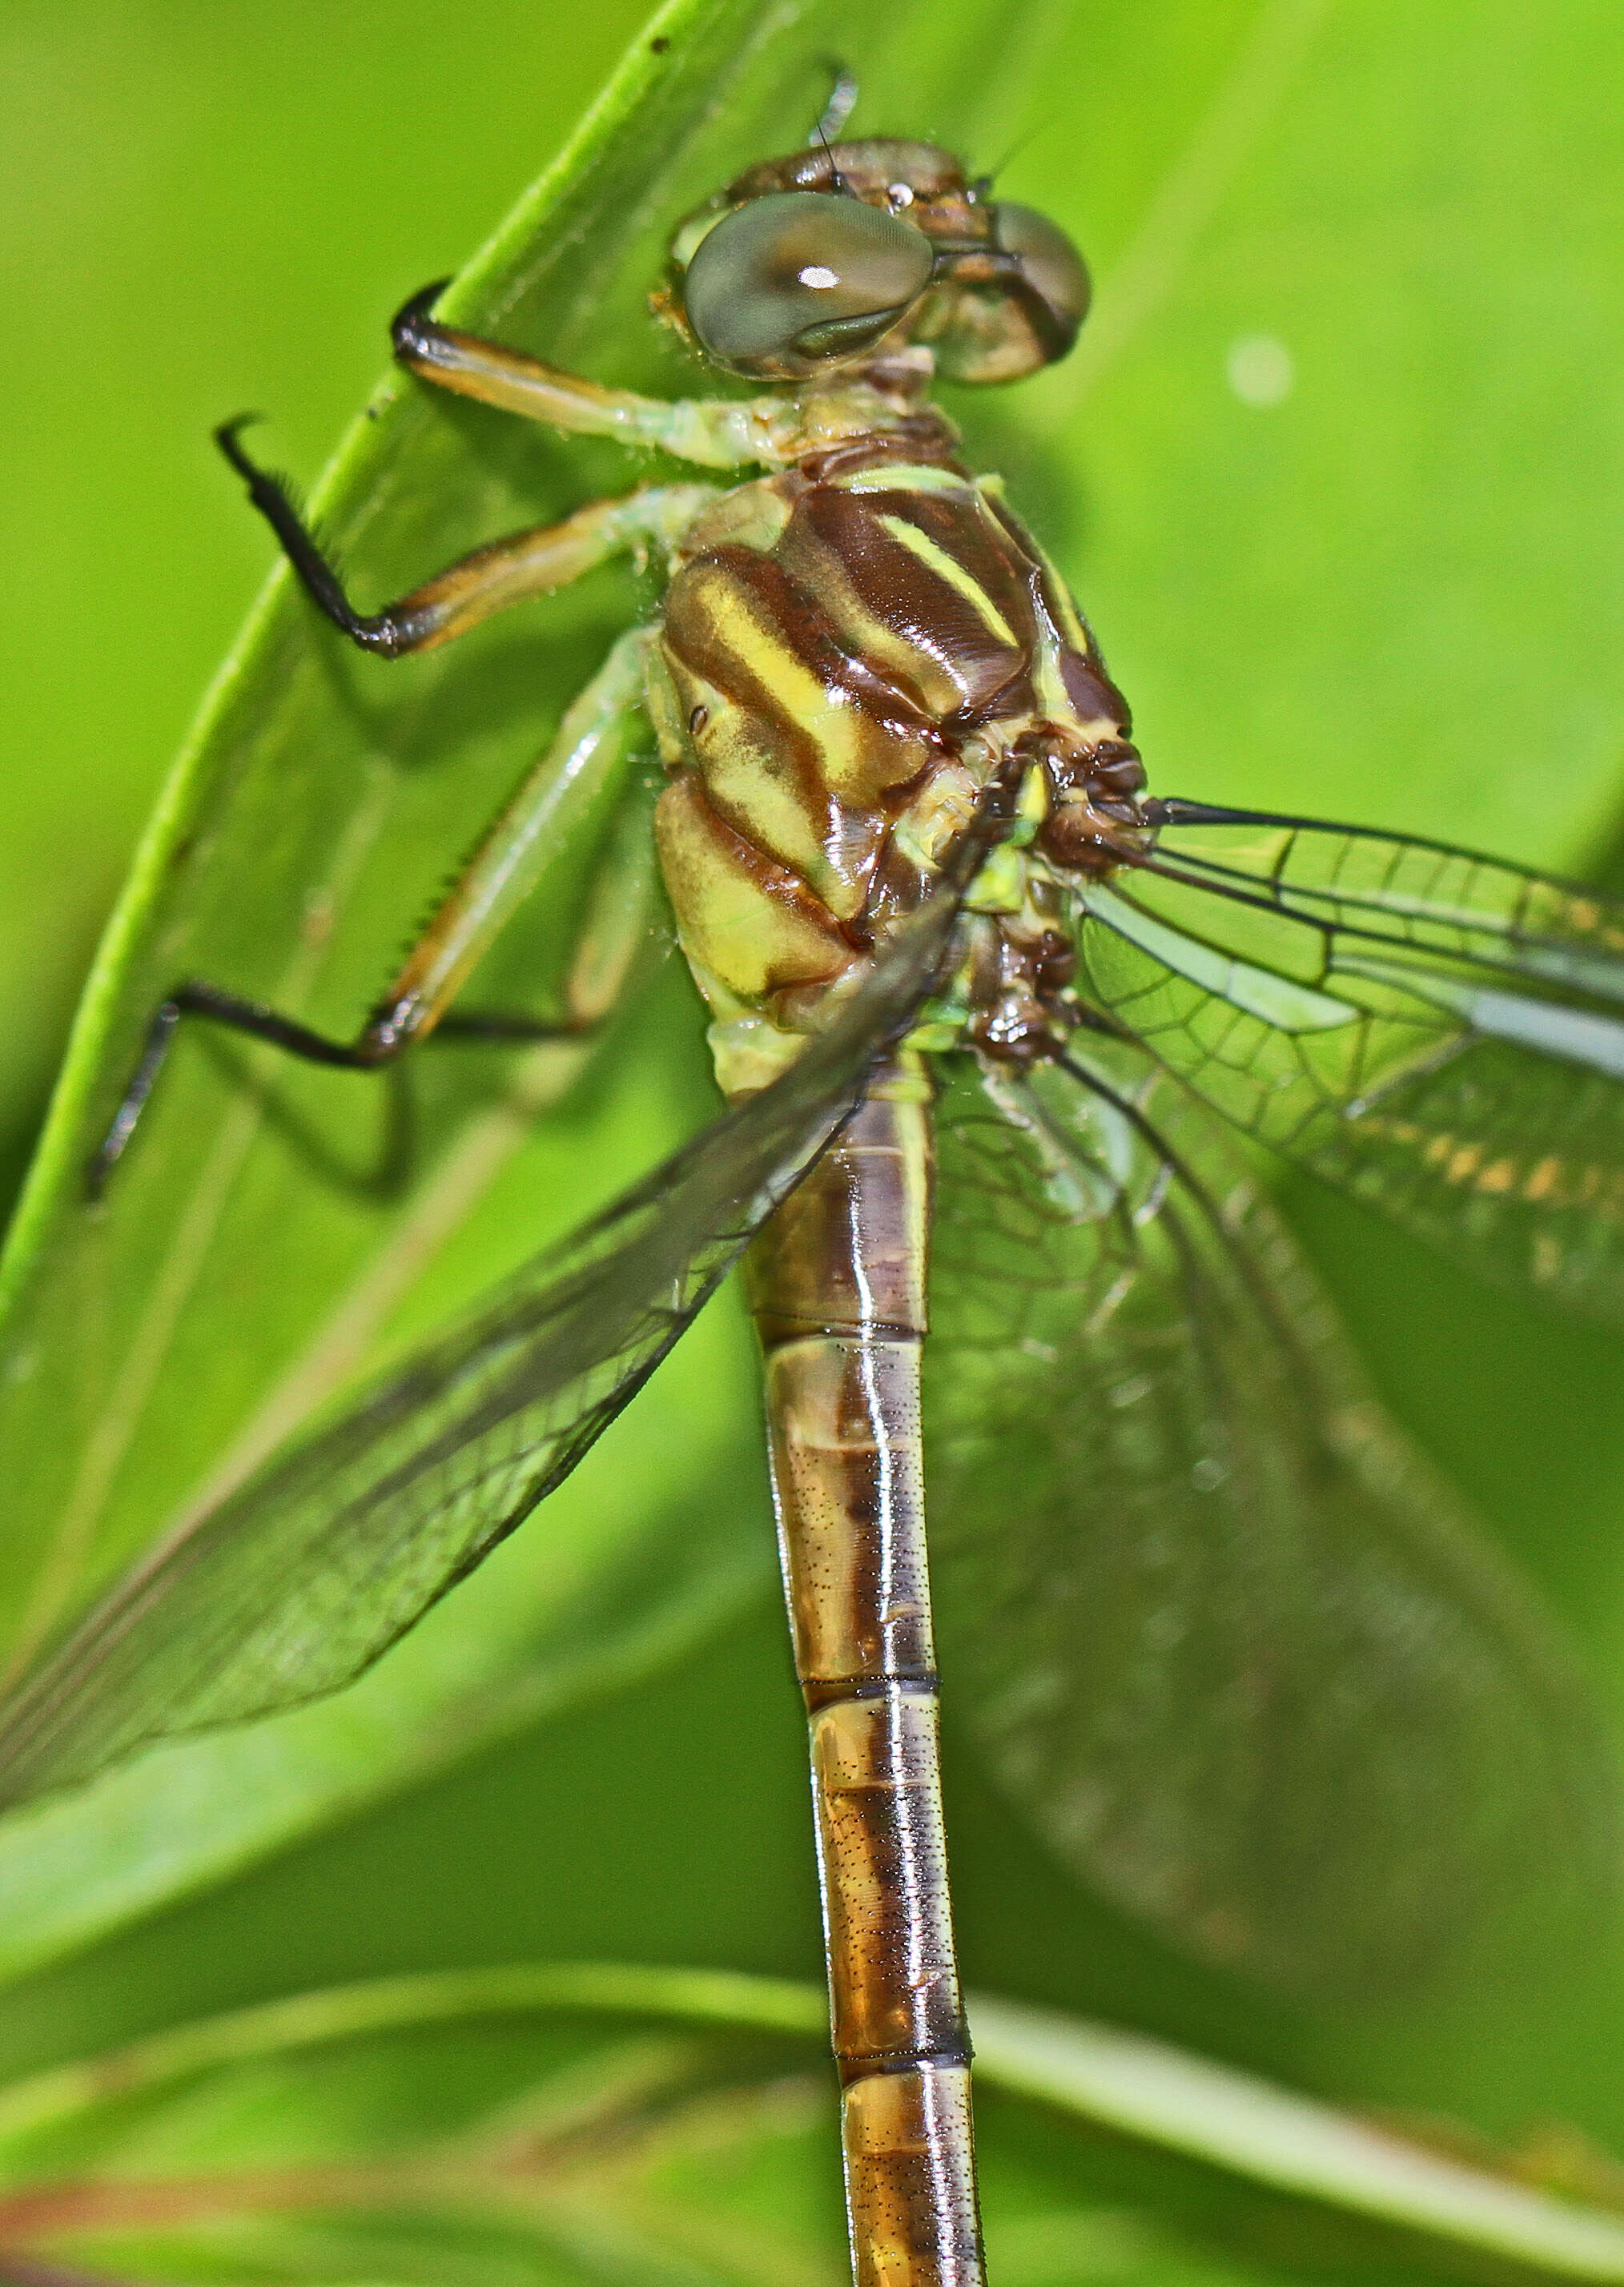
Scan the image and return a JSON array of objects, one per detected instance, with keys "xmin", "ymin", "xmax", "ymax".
[{"xmin": 748, "ymin": 1061, "xmax": 984, "ymax": 2287}]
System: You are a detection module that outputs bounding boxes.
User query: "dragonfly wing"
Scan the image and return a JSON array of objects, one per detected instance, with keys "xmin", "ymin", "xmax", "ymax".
[
  {"xmin": 1079, "ymin": 802, "xmax": 1624, "ymax": 1315},
  {"xmin": 927, "ymin": 1043, "xmax": 1620, "ymax": 1996},
  {"xmin": 0, "ymin": 885, "xmax": 967, "ymax": 1813}
]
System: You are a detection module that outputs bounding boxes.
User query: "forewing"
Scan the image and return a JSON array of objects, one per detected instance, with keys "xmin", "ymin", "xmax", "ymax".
[
  {"xmin": 1077, "ymin": 803, "xmax": 1624, "ymax": 1315},
  {"xmin": 0, "ymin": 889, "xmax": 966, "ymax": 1813},
  {"xmin": 926, "ymin": 1043, "xmax": 1619, "ymax": 1996}
]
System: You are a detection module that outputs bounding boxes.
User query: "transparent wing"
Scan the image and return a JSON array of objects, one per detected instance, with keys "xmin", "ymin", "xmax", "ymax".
[
  {"xmin": 926, "ymin": 1041, "xmax": 1620, "ymax": 1996},
  {"xmin": 1075, "ymin": 801, "xmax": 1624, "ymax": 1315},
  {"xmin": 0, "ymin": 886, "xmax": 969, "ymax": 1813}
]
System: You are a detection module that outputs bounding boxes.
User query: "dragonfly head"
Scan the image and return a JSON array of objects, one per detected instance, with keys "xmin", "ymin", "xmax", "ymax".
[{"xmin": 667, "ymin": 139, "xmax": 1090, "ymax": 383}]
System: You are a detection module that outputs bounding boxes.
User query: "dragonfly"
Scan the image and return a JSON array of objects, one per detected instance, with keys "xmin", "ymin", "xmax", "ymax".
[{"xmin": 4, "ymin": 108, "xmax": 1624, "ymax": 2287}]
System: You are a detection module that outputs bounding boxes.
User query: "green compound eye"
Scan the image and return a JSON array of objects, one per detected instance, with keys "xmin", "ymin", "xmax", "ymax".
[
  {"xmin": 684, "ymin": 191, "xmax": 933, "ymax": 376},
  {"xmin": 989, "ymin": 202, "xmax": 1091, "ymax": 356}
]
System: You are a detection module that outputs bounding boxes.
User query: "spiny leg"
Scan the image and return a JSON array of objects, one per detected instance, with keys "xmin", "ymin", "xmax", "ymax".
[
  {"xmin": 91, "ymin": 631, "xmax": 654, "ymax": 1193},
  {"xmin": 440, "ymin": 769, "xmax": 657, "ymax": 1046},
  {"xmin": 390, "ymin": 283, "xmax": 799, "ymax": 470},
  {"xmin": 217, "ymin": 417, "xmax": 714, "ymax": 657}
]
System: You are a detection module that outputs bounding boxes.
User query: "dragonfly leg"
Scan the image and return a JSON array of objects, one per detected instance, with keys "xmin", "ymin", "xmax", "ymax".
[
  {"xmin": 392, "ymin": 283, "xmax": 798, "ymax": 469},
  {"xmin": 217, "ymin": 417, "xmax": 715, "ymax": 657},
  {"xmin": 434, "ymin": 774, "xmax": 660, "ymax": 1044},
  {"xmin": 431, "ymin": 1009, "xmax": 585, "ymax": 1042},
  {"xmin": 90, "ymin": 631, "xmax": 654, "ymax": 1192}
]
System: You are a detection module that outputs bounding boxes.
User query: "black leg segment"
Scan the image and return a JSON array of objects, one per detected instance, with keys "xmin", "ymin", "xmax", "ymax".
[
  {"xmin": 90, "ymin": 982, "xmax": 400, "ymax": 1196},
  {"xmin": 432, "ymin": 1009, "xmax": 592, "ymax": 1043},
  {"xmin": 215, "ymin": 418, "xmax": 436, "ymax": 658},
  {"xmin": 90, "ymin": 986, "xmax": 598, "ymax": 1196}
]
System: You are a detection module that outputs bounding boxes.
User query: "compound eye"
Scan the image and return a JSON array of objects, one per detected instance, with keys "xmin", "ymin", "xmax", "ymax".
[
  {"xmin": 683, "ymin": 190, "xmax": 933, "ymax": 375},
  {"xmin": 989, "ymin": 203, "xmax": 1091, "ymax": 356}
]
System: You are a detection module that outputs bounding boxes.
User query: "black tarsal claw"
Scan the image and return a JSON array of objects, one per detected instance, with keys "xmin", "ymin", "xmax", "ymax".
[
  {"xmin": 214, "ymin": 412, "xmax": 266, "ymax": 474},
  {"xmin": 391, "ymin": 278, "xmax": 456, "ymax": 357}
]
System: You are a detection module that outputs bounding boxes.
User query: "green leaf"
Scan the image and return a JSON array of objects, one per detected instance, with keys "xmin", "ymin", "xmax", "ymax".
[
  {"xmin": 0, "ymin": 0, "xmax": 797, "ymax": 1685},
  {"xmin": 0, "ymin": 0, "xmax": 1086, "ymax": 1972},
  {"xmin": 2, "ymin": 1964, "xmax": 1622, "ymax": 2287}
]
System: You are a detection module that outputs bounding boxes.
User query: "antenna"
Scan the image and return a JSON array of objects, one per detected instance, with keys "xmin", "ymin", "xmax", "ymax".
[{"xmin": 976, "ymin": 114, "xmax": 1047, "ymax": 195}]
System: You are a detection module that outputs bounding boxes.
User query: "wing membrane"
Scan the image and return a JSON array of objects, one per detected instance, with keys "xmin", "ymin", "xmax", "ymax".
[
  {"xmin": 1076, "ymin": 802, "xmax": 1624, "ymax": 1314},
  {"xmin": 0, "ymin": 885, "xmax": 969, "ymax": 1813},
  {"xmin": 927, "ymin": 1042, "xmax": 1619, "ymax": 1995}
]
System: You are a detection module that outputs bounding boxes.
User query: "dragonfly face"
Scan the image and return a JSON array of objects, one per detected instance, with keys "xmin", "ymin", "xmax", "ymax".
[
  {"xmin": 669, "ymin": 138, "xmax": 1090, "ymax": 380},
  {"xmin": 6, "ymin": 112, "xmax": 1624, "ymax": 2287}
]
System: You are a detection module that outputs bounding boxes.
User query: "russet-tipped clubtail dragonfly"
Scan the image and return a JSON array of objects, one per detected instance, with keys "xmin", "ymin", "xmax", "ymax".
[{"xmin": 4, "ymin": 108, "xmax": 1624, "ymax": 2287}]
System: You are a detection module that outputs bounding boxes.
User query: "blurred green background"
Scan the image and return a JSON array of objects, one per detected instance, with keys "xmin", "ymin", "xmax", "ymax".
[{"xmin": 2, "ymin": 0, "xmax": 1624, "ymax": 2266}]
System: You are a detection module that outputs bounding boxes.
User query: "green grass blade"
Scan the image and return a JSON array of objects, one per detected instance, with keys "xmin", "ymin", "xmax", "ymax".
[{"xmin": 2, "ymin": 1963, "xmax": 1622, "ymax": 2285}]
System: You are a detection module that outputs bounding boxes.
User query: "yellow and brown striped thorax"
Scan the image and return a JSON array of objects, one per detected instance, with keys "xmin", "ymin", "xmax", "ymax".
[{"xmin": 646, "ymin": 433, "xmax": 1148, "ymax": 1094}]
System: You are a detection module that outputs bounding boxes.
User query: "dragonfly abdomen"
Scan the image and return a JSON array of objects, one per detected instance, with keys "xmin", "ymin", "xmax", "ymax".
[
  {"xmin": 649, "ymin": 424, "xmax": 1147, "ymax": 2284},
  {"xmin": 748, "ymin": 1058, "xmax": 983, "ymax": 2287}
]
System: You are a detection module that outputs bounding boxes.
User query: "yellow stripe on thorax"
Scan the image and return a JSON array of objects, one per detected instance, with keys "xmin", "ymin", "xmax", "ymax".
[
  {"xmin": 876, "ymin": 514, "xmax": 1020, "ymax": 645},
  {"xmin": 830, "ymin": 462, "xmax": 975, "ymax": 496},
  {"xmin": 719, "ymin": 591, "xmax": 878, "ymax": 790}
]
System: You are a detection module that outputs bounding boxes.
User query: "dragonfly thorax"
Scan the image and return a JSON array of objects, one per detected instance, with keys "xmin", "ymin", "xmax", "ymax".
[{"xmin": 647, "ymin": 437, "xmax": 1147, "ymax": 1095}]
